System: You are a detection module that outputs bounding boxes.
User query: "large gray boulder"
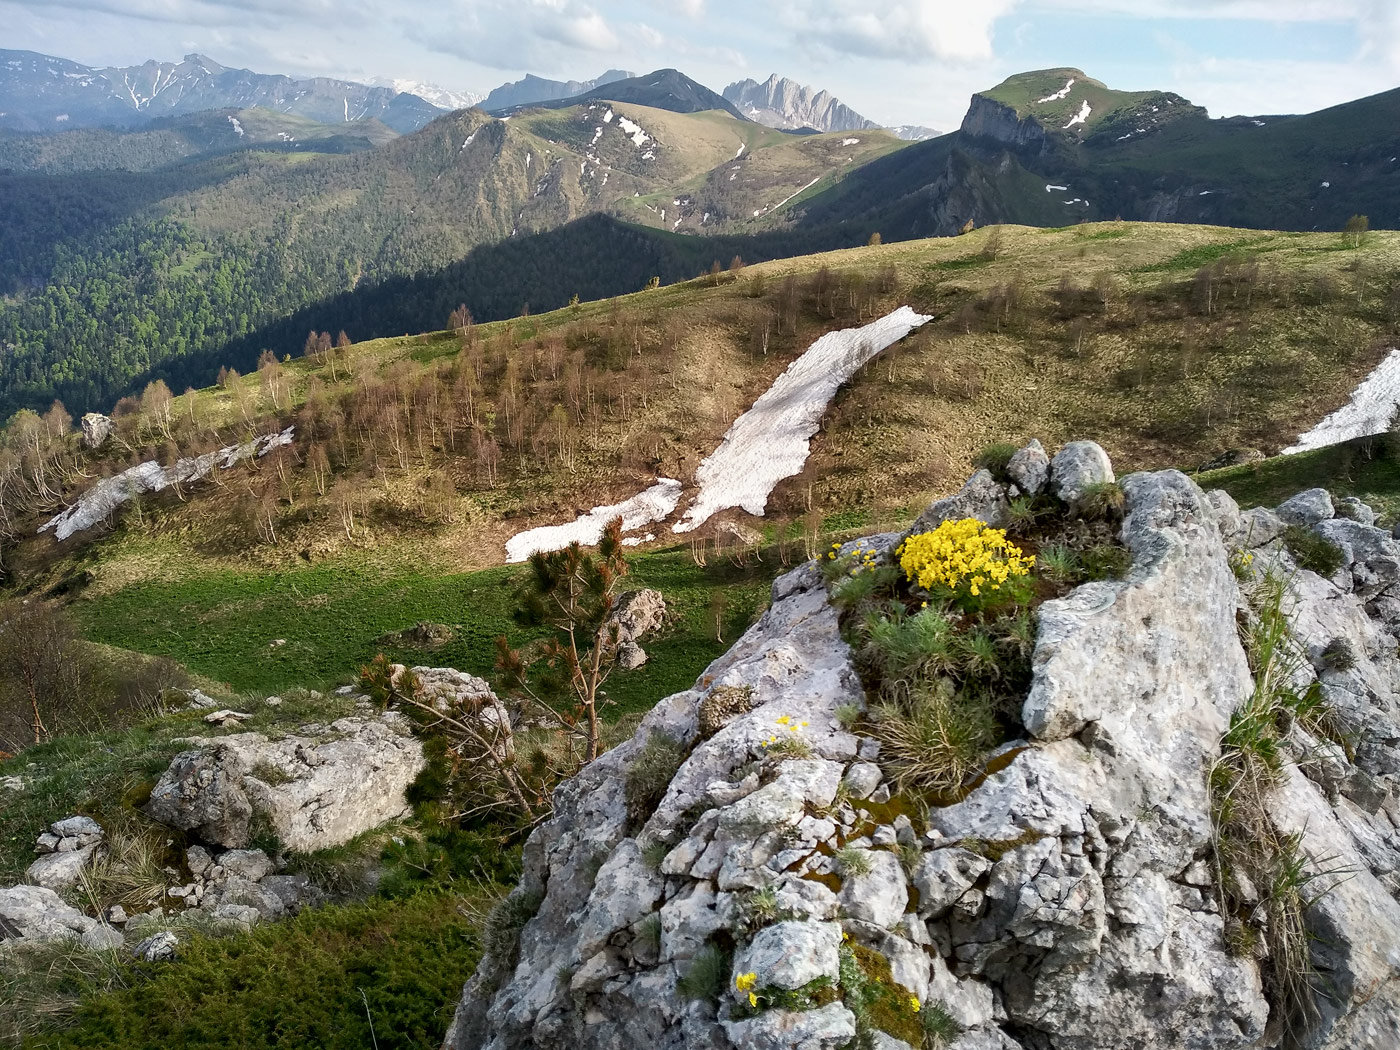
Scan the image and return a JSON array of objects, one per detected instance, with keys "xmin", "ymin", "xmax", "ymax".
[
  {"xmin": 1048, "ymin": 440, "xmax": 1114, "ymax": 504},
  {"xmin": 80, "ymin": 412, "xmax": 113, "ymax": 449},
  {"xmin": 1277, "ymin": 487, "xmax": 1335, "ymax": 526},
  {"xmin": 144, "ymin": 714, "xmax": 424, "ymax": 851},
  {"xmin": 0, "ymin": 884, "xmax": 116, "ymax": 949},
  {"xmin": 1006, "ymin": 438, "xmax": 1050, "ymax": 497}
]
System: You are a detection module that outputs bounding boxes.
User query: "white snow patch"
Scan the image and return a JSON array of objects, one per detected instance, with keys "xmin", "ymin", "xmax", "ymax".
[
  {"xmin": 1251, "ymin": 120, "xmax": 1267, "ymax": 127},
  {"xmin": 760, "ymin": 177, "xmax": 820, "ymax": 215},
  {"xmin": 621, "ymin": 533, "xmax": 655, "ymax": 547},
  {"xmin": 641, "ymin": 150, "xmax": 655, "ymax": 161},
  {"xmin": 617, "ymin": 116, "xmax": 649, "ymax": 148},
  {"xmin": 602, "ymin": 108, "xmax": 614, "ymax": 123},
  {"xmin": 40, "ymin": 428, "xmax": 295, "ymax": 542},
  {"xmin": 1045, "ymin": 184, "xmax": 1068, "ymax": 192},
  {"xmin": 1064, "ymin": 101, "xmax": 1091, "ymax": 128},
  {"xmin": 1321, "ymin": 181, "xmax": 1330, "ymax": 188},
  {"xmin": 1036, "ymin": 78, "xmax": 1076, "ymax": 104},
  {"xmin": 1283, "ymin": 350, "xmax": 1400, "ymax": 454},
  {"xmin": 1199, "ymin": 190, "xmax": 1213, "ymax": 195},
  {"xmin": 734, "ymin": 142, "xmax": 745, "ymax": 159},
  {"xmin": 227, "ymin": 116, "xmax": 245, "ymax": 136},
  {"xmin": 505, "ymin": 479, "xmax": 682, "ymax": 562},
  {"xmin": 462, "ymin": 131, "xmax": 476, "ymax": 149},
  {"xmin": 842, "ymin": 137, "xmax": 860, "ymax": 146},
  {"xmin": 673, "ymin": 307, "xmax": 933, "ymax": 533}
]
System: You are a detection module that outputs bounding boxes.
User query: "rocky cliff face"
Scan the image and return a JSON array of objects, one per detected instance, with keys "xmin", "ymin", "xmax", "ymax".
[
  {"xmin": 958, "ymin": 95, "xmax": 1048, "ymax": 152},
  {"xmin": 446, "ymin": 444, "xmax": 1400, "ymax": 1050}
]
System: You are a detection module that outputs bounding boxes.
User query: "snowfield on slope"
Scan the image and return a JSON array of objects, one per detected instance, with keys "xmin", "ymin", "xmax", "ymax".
[
  {"xmin": 40, "ymin": 428, "xmax": 295, "ymax": 542},
  {"xmin": 673, "ymin": 306, "xmax": 933, "ymax": 533},
  {"xmin": 504, "ymin": 479, "xmax": 682, "ymax": 563},
  {"xmin": 1283, "ymin": 348, "xmax": 1400, "ymax": 454}
]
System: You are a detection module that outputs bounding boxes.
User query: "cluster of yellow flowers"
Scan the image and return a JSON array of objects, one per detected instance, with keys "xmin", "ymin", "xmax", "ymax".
[
  {"xmin": 735, "ymin": 971, "xmax": 759, "ymax": 1007},
  {"xmin": 898, "ymin": 518, "xmax": 1034, "ymax": 598},
  {"xmin": 761, "ymin": 714, "xmax": 810, "ymax": 746},
  {"xmin": 829, "ymin": 541, "xmax": 879, "ymax": 575}
]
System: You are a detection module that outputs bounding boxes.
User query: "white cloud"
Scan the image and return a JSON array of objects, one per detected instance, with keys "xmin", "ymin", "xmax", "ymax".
[
  {"xmin": 668, "ymin": 0, "xmax": 705, "ymax": 15},
  {"xmin": 785, "ymin": 0, "xmax": 1017, "ymax": 62}
]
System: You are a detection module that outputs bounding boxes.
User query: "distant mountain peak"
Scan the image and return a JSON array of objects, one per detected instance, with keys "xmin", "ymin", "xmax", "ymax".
[
  {"xmin": 723, "ymin": 74, "xmax": 876, "ymax": 133},
  {"xmin": 481, "ymin": 69, "xmax": 636, "ymax": 113},
  {"xmin": 966, "ymin": 67, "xmax": 1206, "ymax": 146}
]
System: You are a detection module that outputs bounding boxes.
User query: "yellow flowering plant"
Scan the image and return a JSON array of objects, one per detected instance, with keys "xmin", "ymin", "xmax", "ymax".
[{"xmin": 897, "ymin": 518, "xmax": 1034, "ymax": 609}]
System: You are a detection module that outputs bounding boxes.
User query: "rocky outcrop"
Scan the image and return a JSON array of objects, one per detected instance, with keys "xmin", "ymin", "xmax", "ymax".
[
  {"xmin": 144, "ymin": 713, "xmax": 424, "ymax": 851},
  {"xmin": 960, "ymin": 94, "xmax": 1048, "ymax": 152},
  {"xmin": 722, "ymin": 75, "xmax": 878, "ymax": 134},
  {"xmin": 448, "ymin": 441, "xmax": 1400, "ymax": 1050},
  {"xmin": 0, "ymin": 885, "xmax": 122, "ymax": 950},
  {"xmin": 26, "ymin": 815, "xmax": 105, "ymax": 891}
]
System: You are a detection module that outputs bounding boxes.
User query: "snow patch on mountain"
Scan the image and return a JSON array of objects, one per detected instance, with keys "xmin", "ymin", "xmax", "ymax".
[
  {"xmin": 1065, "ymin": 100, "xmax": 1092, "ymax": 127},
  {"xmin": 1283, "ymin": 349, "xmax": 1400, "ymax": 454},
  {"xmin": 505, "ymin": 479, "xmax": 683, "ymax": 562},
  {"xmin": 1037, "ymin": 78, "xmax": 1076, "ymax": 103},
  {"xmin": 673, "ymin": 306, "xmax": 933, "ymax": 532},
  {"xmin": 40, "ymin": 428, "xmax": 296, "ymax": 542}
]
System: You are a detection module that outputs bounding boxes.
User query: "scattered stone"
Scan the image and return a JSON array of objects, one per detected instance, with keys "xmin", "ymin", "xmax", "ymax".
[
  {"xmin": 26, "ymin": 847, "xmax": 100, "ymax": 891},
  {"xmin": 1196, "ymin": 447, "xmax": 1263, "ymax": 472},
  {"xmin": 105, "ymin": 905, "xmax": 128, "ymax": 925},
  {"xmin": 608, "ymin": 589, "xmax": 668, "ymax": 642},
  {"xmin": 617, "ymin": 640, "xmax": 648, "ymax": 670},
  {"xmin": 203, "ymin": 709, "xmax": 252, "ymax": 726},
  {"xmin": 0, "ymin": 885, "xmax": 97, "ymax": 942},
  {"xmin": 131, "ymin": 930, "xmax": 178, "ymax": 962},
  {"xmin": 841, "ymin": 762, "xmax": 882, "ymax": 800},
  {"xmin": 218, "ymin": 848, "xmax": 273, "ymax": 882},
  {"xmin": 81, "ymin": 924, "xmax": 125, "ymax": 951},
  {"xmin": 375, "ymin": 621, "xmax": 456, "ymax": 648},
  {"xmin": 51, "ymin": 816, "xmax": 102, "ymax": 838},
  {"xmin": 732, "ymin": 920, "xmax": 841, "ymax": 996},
  {"xmin": 1336, "ymin": 496, "xmax": 1379, "ymax": 526}
]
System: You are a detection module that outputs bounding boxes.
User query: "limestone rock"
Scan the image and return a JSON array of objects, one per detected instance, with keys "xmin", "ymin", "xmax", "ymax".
[
  {"xmin": 80, "ymin": 412, "xmax": 113, "ymax": 449},
  {"xmin": 131, "ymin": 930, "xmax": 178, "ymax": 961},
  {"xmin": 1336, "ymin": 496, "xmax": 1379, "ymax": 526},
  {"xmin": 1006, "ymin": 439, "xmax": 1050, "ymax": 497},
  {"xmin": 1277, "ymin": 487, "xmax": 1334, "ymax": 526},
  {"xmin": 837, "ymin": 850, "xmax": 907, "ymax": 928},
  {"xmin": 0, "ymin": 884, "xmax": 96, "ymax": 942},
  {"xmin": 26, "ymin": 846, "xmax": 100, "ymax": 891},
  {"xmin": 217, "ymin": 848, "xmax": 272, "ymax": 882},
  {"xmin": 909, "ymin": 469, "xmax": 1010, "ymax": 534},
  {"xmin": 145, "ymin": 714, "xmax": 424, "ymax": 851},
  {"xmin": 720, "ymin": 1003, "xmax": 856, "ymax": 1050},
  {"xmin": 731, "ymin": 920, "xmax": 841, "ymax": 995},
  {"xmin": 1048, "ymin": 440, "xmax": 1114, "ymax": 504},
  {"xmin": 617, "ymin": 640, "xmax": 649, "ymax": 670},
  {"xmin": 610, "ymin": 589, "xmax": 668, "ymax": 641}
]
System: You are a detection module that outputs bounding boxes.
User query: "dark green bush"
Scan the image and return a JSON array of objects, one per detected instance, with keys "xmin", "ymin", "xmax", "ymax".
[
  {"xmin": 1077, "ymin": 481, "xmax": 1126, "ymax": 520},
  {"xmin": 36, "ymin": 893, "xmax": 481, "ymax": 1050},
  {"xmin": 1320, "ymin": 637, "xmax": 1356, "ymax": 673},
  {"xmin": 1282, "ymin": 526, "xmax": 1345, "ymax": 577}
]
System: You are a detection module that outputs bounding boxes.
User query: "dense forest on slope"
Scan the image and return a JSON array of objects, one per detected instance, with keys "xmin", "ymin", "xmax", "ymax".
[{"xmin": 0, "ymin": 102, "xmax": 891, "ymax": 419}]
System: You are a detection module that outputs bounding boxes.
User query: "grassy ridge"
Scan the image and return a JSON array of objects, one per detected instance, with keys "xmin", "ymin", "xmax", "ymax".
[{"xmin": 1199, "ymin": 433, "xmax": 1400, "ymax": 520}]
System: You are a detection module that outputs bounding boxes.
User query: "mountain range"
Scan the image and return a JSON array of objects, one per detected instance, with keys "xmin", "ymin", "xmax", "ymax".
[
  {"xmin": 0, "ymin": 55, "xmax": 1397, "ymax": 422},
  {"xmin": 0, "ymin": 50, "xmax": 445, "ymax": 134}
]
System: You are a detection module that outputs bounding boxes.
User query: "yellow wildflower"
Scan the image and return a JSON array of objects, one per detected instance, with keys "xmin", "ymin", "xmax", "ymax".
[
  {"xmin": 735, "ymin": 972, "xmax": 757, "ymax": 991},
  {"xmin": 909, "ymin": 996, "xmax": 920, "ymax": 1013},
  {"xmin": 898, "ymin": 518, "xmax": 1034, "ymax": 602},
  {"xmin": 775, "ymin": 715, "xmax": 791, "ymax": 726},
  {"xmin": 749, "ymin": 991, "xmax": 759, "ymax": 1007}
]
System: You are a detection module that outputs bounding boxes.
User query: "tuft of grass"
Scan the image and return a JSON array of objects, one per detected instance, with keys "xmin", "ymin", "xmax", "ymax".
[
  {"xmin": 1080, "ymin": 543, "xmax": 1132, "ymax": 581},
  {"xmin": 1077, "ymin": 480, "xmax": 1126, "ymax": 520},
  {"xmin": 624, "ymin": 733, "xmax": 687, "ymax": 828},
  {"xmin": 835, "ymin": 847, "xmax": 875, "ymax": 878},
  {"xmin": 639, "ymin": 839, "xmax": 672, "ymax": 871},
  {"xmin": 1282, "ymin": 526, "xmax": 1345, "ymax": 578},
  {"xmin": 677, "ymin": 944, "xmax": 731, "ymax": 1002},
  {"xmin": 1036, "ymin": 542, "xmax": 1081, "ymax": 584},
  {"xmin": 1319, "ymin": 637, "xmax": 1356, "ymax": 673},
  {"xmin": 835, "ymin": 703, "xmax": 863, "ymax": 729},
  {"xmin": 869, "ymin": 688, "xmax": 999, "ymax": 796},
  {"xmin": 482, "ymin": 888, "xmax": 544, "ymax": 969},
  {"xmin": 972, "ymin": 442, "xmax": 1019, "ymax": 482},
  {"xmin": 921, "ymin": 1001, "xmax": 962, "ymax": 1048}
]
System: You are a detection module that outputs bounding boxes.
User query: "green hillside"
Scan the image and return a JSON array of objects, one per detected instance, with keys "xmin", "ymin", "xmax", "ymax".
[{"xmin": 0, "ymin": 101, "xmax": 907, "ymax": 418}]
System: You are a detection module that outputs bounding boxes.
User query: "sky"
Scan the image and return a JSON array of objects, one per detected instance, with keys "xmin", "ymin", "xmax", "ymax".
[{"xmin": 2, "ymin": 0, "xmax": 1397, "ymax": 130}]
